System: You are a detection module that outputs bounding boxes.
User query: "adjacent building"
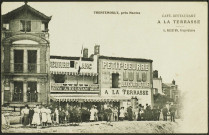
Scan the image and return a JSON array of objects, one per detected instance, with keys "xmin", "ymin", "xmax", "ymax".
[
  {"xmin": 1, "ymin": 3, "xmax": 51, "ymax": 108},
  {"xmin": 162, "ymin": 80, "xmax": 180, "ymax": 102},
  {"xmin": 152, "ymin": 70, "xmax": 163, "ymax": 94}
]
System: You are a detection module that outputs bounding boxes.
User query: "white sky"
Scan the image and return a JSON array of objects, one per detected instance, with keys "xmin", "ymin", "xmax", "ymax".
[
  {"xmin": 1, "ymin": 2, "xmax": 208, "ymax": 132},
  {"xmin": 2, "ymin": 2, "xmax": 207, "ymax": 92}
]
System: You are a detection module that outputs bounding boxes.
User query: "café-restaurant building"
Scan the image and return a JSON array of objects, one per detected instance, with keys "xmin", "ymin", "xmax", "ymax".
[
  {"xmin": 98, "ymin": 55, "xmax": 154, "ymax": 110},
  {"xmin": 49, "ymin": 45, "xmax": 154, "ymax": 110}
]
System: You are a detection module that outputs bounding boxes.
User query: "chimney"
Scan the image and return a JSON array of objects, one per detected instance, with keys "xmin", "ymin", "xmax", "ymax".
[
  {"xmin": 94, "ymin": 45, "xmax": 100, "ymax": 55},
  {"xmin": 83, "ymin": 48, "xmax": 88, "ymax": 58},
  {"xmin": 172, "ymin": 79, "xmax": 175, "ymax": 85},
  {"xmin": 153, "ymin": 70, "xmax": 158, "ymax": 78}
]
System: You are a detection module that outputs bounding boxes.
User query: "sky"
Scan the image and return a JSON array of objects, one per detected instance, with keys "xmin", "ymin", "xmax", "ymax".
[{"xmin": 1, "ymin": 2, "xmax": 208, "ymax": 132}]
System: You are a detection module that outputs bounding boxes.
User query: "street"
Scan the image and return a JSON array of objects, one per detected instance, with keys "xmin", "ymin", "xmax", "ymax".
[{"xmin": 2, "ymin": 119, "xmax": 182, "ymax": 133}]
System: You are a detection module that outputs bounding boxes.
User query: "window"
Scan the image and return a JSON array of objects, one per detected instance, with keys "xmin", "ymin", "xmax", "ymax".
[
  {"xmin": 112, "ymin": 73, "xmax": 119, "ymax": 88},
  {"xmin": 27, "ymin": 82, "xmax": 37, "ymax": 102},
  {"xmin": 28, "ymin": 50, "xmax": 37, "ymax": 73},
  {"xmin": 70, "ymin": 61, "xmax": 75, "ymax": 68},
  {"xmin": 54, "ymin": 74, "xmax": 65, "ymax": 83},
  {"xmin": 20, "ymin": 20, "xmax": 31, "ymax": 32},
  {"xmin": 3, "ymin": 23, "xmax": 9, "ymax": 30},
  {"xmin": 13, "ymin": 81, "xmax": 23, "ymax": 102},
  {"xmin": 14, "ymin": 50, "xmax": 24, "ymax": 73}
]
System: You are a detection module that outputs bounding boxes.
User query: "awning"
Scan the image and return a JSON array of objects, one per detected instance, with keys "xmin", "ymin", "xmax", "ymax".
[
  {"xmin": 50, "ymin": 96, "xmax": 131, "ymax": 102},
  {"xmin": 50, "ymin": 71, "xmax": 98, "ymax": 76}
]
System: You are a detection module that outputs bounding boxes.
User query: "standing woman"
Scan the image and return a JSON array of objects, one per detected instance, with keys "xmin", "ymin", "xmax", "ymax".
[
  {"xmin": 54, "ymin": 107, "xmax": 59, "ymax": 125},
  {"xmin": 46, "ymin": 106, "xmax": 52, "ymax": 126},
  {"xmin": 89, "ymin": 106, "xmax": 95, "ymax": 122},
  {"xmin": 119, "ymin": 107, "xmax": 125, "ymax": 121},
  {"xmin": 32, "ymin": 104, "xmax": 41, "ymax": 127},
  {"xmin": 41, "ymin": 105, "xmax": 47, "ymax": 127},
  {"xmin": 21, "ymin": 105, "xmax": 30, "ymax": 127}
]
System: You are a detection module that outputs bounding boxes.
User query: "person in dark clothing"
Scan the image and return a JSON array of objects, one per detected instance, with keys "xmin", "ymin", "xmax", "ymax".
[
  {"xmin": 162, "ymin": 106, "xmax": 168, "ymax": 121},
  {"xmin": 169, "ymin": 105, "xmax": 176, "ymax": 122},
  {"xmin": 137, "ymin": 106, "xmax": 142, "ymax": 121},
  {"xmin": 152, "ymin": 106, "xmax": 158, "ymax": 121},
  {"xmin": 145, "ymin": 104, "xmax": 152, "ymax": 121},
  {"xmin": 127, "ymin": 106, "xmax": 133, "ymax": 121},
  {"xmin": 29, "ymin": 107, "xmax": 34, "ymax": 125},
  {"xmin": 156, "ymin": 106, "xmax": 161, "ymax": 121}
]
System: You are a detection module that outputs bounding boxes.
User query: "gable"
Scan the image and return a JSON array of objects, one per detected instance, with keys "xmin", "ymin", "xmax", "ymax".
[{"xmin": 2, "ymin": 4, "xmax": 51, "ymax": 23}]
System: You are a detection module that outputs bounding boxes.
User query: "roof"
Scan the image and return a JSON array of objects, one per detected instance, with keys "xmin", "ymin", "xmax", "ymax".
[
  {"xmin": 99, "ymin": 55, "xmax": 153, "ymax": 62},
  {"xmin": 2, "ymin": 3, "xmax": 51, "ymax": 23},
  {"xmin": 50, "ymin": 55, "xmax": 93, "ymax": 61},
  {"xmin": 162, "ymin": 83, "xmax": 176, "ymax": 88}
]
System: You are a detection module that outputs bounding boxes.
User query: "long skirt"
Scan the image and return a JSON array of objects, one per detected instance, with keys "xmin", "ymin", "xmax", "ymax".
[
  {"xmin": 32, "ymin": 113, "xmax": 41, "ymax": 125},
  {"xmin": 90, "ymin": 113, "xmax": 94, "ymax": 121},
  {"xmin": 47, "ymin": 114, "xmax": 52, "ymax": 123},
  {"xmin": 22, "ymin": 114, "xmax": 29, "ymax": 126},
  {"xmin": 42, "ymin": 113, "xmax": 47, "ymax": 123}
]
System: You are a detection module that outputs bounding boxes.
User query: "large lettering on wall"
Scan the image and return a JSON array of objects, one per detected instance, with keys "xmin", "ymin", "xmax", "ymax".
[{"xmin": 101, "ymin": 60, "xmax": 151, "ymax": 88}]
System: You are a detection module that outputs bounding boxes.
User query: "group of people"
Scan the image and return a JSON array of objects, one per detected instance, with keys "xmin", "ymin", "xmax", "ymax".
[
  {"xmin": 2, "ymin": 103, "xmax": 177, "ymax": 129},
  {"xmin": 21, "ymin": 104, "xmax": 52, "ymax": 127}
]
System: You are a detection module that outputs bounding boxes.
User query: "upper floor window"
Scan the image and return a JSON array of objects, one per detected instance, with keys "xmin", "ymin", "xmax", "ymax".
[
  {"xmin": 112, "ymin": 73, "xmax": 119, "ymax": 88},
  {"xmin": 20, "ymin": 20, "xmax": 31, "ymax": 32},
  {"xmin": 2, "ymin": 23, "xmax": 9, "ymax": 30},
  {"xmin": 70, "ymin": 61, "xmax": 75, "ymax": 68},
  {"xmin": 41, "ymin": 22, "xmax": 48, "ymax": 32},
  {"xmin": 14, "ymin": 50, "xmax": 24, "ymax": 73}
]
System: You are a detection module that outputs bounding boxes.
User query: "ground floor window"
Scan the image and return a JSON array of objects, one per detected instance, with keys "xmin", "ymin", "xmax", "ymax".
[
  {"xmin": 13, "ymin": 81, "xmax": 23, "ymax": 102},
  {"xmin": 27, "ymin": 82, "xmax": 38, "ymax": 102}
]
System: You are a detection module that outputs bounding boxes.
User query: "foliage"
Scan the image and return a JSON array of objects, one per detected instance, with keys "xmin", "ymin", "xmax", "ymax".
[{"xmin": 153, "ymin": 93, "xmax": 173, "ymax": 109}]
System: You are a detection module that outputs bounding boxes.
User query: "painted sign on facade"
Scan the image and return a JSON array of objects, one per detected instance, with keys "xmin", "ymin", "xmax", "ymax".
[
  {"xmin": 50, "ymin": 59, "xmax": 97, "ymax": 73},
  {"xmin": 99, "ymin": 59, "xmax": 152, "ymax": 89}
]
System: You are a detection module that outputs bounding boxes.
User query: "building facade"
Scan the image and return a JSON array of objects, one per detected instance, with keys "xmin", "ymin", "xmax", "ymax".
[
  {"xmin": 98, "ymin": 55, "xmax": 154, "ymax": 110},
  {"xmin": 162, "ymin": 80, "xmax": 180, "ymax": 102},
  {"xmin": 1, "ymin": 3, "xmax": 51, "ymax": 108},
  {"xmin": 152, "ymin": 70, "xmax": 163, "ymax": 94},
  {"xmin": 49, "ymin": 47, "xmax": 100, "ymax": 108}
]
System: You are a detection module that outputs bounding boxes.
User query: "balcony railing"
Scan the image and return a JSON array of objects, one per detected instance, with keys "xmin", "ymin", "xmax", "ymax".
[
  {"xmin": 28, "ymin": 63, "xmax": 37, "ymax": 73},
  {"xmin": 2, "ymin": 31, "xmax": 49, "ymax": 40},
  {"xmin": 50, "ymin": 83, "xmax": 100, "ymax": 92},
  {"xmin": 11, "ymin": 63, "xmax": 47, "ymax": 73},
  {"xmin": 12, "ymin": 92, "xmax": 23, "ymax": 102},
  {"xmin": 27, "ymin": 92, "xmax": 38, "ymax": 102},
  {"xmin": 14, "ymin": 63, "xmax": 24, "ymax": 73}
]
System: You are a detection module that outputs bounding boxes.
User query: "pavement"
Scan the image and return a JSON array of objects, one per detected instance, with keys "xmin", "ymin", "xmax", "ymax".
[{"xmin": 2, "ymin": 119, "xmax": 182, "ymax": 133}]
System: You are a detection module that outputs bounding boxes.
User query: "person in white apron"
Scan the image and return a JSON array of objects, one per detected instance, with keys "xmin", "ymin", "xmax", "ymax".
[
  {"xmin": 46, "ymin": 106, "xmax": 52, "ymax": 126},
  {"xmin": 31, "ymin": 105, "xmax": 41, "ymax": 127},
  {"xmin": 90, "ymin": 106, "xmax": 95, "ymax": 122},
  {"xmin": 119, "ymin": 107, "xmax": 125, "ymax": 121}
]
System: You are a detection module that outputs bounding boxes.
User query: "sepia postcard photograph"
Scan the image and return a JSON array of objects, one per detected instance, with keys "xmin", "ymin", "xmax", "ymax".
[{"xmin": 1, "ymin": 1, "xmax": 208, "ymax": 134}]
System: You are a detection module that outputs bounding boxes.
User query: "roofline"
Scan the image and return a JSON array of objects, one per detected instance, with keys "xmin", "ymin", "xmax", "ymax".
[
  {"xmin": 50, "ymin": 55, "xmax": 93, "ymax": 61},
  {"xmin": 98, "ymin": 55, "xmax": 153, "ymax": 62},
  {"xmin": 2, "ymin": 3, "xmax": 51, "ymax": 22}
]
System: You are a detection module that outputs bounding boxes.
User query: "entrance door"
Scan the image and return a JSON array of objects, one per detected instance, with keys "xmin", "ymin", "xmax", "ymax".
[{"xmin": 13, "ymin": 81, "xmax": 23, "ymax": 102}]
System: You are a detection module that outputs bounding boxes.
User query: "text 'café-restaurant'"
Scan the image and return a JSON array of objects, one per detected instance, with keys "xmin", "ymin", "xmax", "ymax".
[{"xmin": 49, "ymin": 46, "xmax": 154, "ymax": 110}]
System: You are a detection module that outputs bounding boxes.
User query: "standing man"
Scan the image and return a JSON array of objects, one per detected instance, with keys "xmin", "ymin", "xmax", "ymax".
[
  {"xmin": 169, "ymin": 105, "xmax": 176, "ymax": 122},
  {"xmin": 162, "ymin": 105, "xmax": 168, "ymax": 121}
]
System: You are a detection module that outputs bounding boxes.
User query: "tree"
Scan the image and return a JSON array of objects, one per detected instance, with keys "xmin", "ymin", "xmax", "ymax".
[{"xmin": 153, "ymin": 93, "xmax": 173, "ymax": 109}]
